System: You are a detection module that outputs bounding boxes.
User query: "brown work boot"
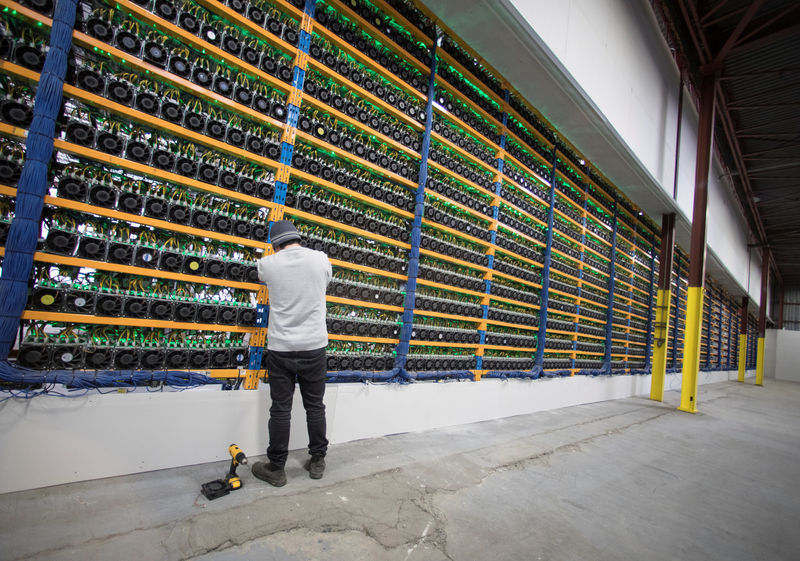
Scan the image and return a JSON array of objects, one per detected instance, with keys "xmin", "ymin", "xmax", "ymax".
[
  {"xmin": 251, "ymin": 461, "xmax": 287, "ymax": 487},
  {"xmin": 303, "ymin": 455, "xmax": 325, "ymax": 479}
]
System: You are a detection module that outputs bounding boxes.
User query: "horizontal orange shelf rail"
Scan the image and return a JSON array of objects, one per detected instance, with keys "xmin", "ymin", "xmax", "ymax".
[
  {"xmin": 22, "ymin": 310, "xmax": 254, "ymax": 333},
  {"xmin": 415, "ymin": 277, "xmax": 484, "ymax": 298},
  {"xmin": 413, "ymin": 309, "xmax": 482, "ymax": 323},
  {"xmin": 484, "ymin": 318, "xmax": 538, "ymax": 331},
  {"xmin": 325, "ymin": 296, "xmax": 404, "ymax": 312},
  {"xmin": 0, "ymin": 247, "xmax": 261, "ymax": 290},
  {"xmin": 328, "ymin": 258, "xmax": 407, "ymax": 280},
  {"xmin": 410, "ymin": 340, "xmax": 480, "ymax": 348},
  {"xmin": 329, "ymin": 334, "xmax": 399, "ymax": 344},
  {"xmin": 482, "ymin": 345, "xmax": 537, "ymax": 353},
  {"xmin": 22, "ymin": 188, "xmax": 272, "ymax": 252}
]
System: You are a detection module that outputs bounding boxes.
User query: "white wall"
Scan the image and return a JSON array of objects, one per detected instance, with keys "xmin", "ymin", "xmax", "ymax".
[
  {"xmin": 765, "ymin": 329, "xmax": 778, "ymax": 378},
  {"xmin": 773, "ymin": 329, "xmax": 800, "ymax": 383},
  {"xmin": 420, "ymin": 0, "xmax": 761, "ymax": 301},
  {"xmin": 507, "ymin": 0, "xmax": 758, "ymax": 300},
  {"xmin": 0, "ymin": 370, "xmax": 753, "ymax": 494}
]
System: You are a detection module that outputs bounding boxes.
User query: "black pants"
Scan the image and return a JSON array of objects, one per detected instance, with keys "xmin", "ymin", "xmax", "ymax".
[{"xmin": 266, "ymin": 347, "xmax": 328, "ymax": 468}]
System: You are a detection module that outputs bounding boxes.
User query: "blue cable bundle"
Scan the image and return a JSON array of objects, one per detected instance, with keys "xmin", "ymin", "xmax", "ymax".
[
  {"xmin": 0, "ymin": 364, "xmax": 224, "ymax": 390},
  {"xmin": 324, "ymin": 368, "xmax": 471, "ymax": 383},
  {"xmin": 576, "ymin": 366, "xmax": 613, "ymax": 376},
  {"xmin": 326, "ymin": 369, "xmax": 405, "ymax": 383},
  {"xmin": 0, "ymin": 0, "xmax": 78, "ymax": 361},
  {"xmin": 407, "ymin": 369, "xmax": 472, "ymax": 382},
  {"xmin": 484, "ymin": 369, "xmax": 541, "ymax": 380},
  {"xmin": 393, "ymin": 35, "xmax": 438, "ymax": 371},
  {"xmin": 541, "ymin": 369, "xmax": 572, "ymax": 378}
]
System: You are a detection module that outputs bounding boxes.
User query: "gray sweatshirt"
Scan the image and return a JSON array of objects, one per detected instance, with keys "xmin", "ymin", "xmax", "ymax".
[{"xmin": 257, "ymin": 245, "xmax": 332, "ymax": 352}]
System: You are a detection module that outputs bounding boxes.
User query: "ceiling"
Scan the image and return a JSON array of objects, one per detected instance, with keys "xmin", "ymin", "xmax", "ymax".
[{"xmin": 653, "ymin": 0, "xmax": 800, "ymax": 286}]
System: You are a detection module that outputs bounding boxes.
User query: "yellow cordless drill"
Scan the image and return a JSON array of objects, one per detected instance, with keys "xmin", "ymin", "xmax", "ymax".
[{"xmin": 201, "ymin": 444, "xmax": 248, "ymax": 500}]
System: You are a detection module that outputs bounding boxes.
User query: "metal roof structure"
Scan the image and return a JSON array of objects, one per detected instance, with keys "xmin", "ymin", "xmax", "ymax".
[{"xmin": 654, "ymin": 0, "xmax": 800, "ymax": 286}]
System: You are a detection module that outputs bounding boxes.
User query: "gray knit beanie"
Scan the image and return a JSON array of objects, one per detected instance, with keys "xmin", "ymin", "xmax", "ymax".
[{"xmin": 270, "ymin": 220, "xmax": 301, "ymax": 248}]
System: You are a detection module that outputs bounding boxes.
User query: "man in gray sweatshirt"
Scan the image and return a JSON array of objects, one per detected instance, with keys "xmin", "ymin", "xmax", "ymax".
[{"xmin": 251, "ymin": 220, "xmax": 332, "ymax": 487}]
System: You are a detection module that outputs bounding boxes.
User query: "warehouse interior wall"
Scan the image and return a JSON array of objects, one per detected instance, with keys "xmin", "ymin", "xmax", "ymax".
[
  {"xmin": 772, "ymin": 329, "xmax": 800, "ymax": 383},
  {"xmin": 0, "ymin": 0, "xmax": 770, "ymax": 495},
  {"xmin": 420, "ymin": 0, "xmax": 761, "ymax": 301},
  {"xmin": 765, "ymin": 329, "xmax": 778, "ymax": 378}
]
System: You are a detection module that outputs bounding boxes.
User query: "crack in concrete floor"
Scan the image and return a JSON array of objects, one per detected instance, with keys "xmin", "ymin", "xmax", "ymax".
[
  {"xmin": 25, "ymin": 403, "xmax": 670, "ymax": 560},
  {"xmin": 5, "ymin": 381, "xmax": 797, "ymax": 561}
]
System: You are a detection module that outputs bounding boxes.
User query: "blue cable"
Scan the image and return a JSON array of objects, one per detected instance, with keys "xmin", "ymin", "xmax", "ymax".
[
  {"xmin": 0, "ymin": 0, "xmax": 78, "ymax": 362},
  {"xmin": 393, "ymin": 29, "xmax": 438, "ymax": 374}
]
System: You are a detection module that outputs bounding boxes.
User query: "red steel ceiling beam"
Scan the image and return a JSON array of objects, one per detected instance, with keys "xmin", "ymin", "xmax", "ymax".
[
  {"xmin": 674, "ymin": 0, "xmax": 782, "ymax": 285},
  {"xmin": 704, "ymin": 0, "xmax": 765, "ymax": 73}
]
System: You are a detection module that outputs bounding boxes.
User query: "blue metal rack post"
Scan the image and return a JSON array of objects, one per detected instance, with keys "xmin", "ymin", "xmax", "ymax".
[
  {"xmin": 531, "ymin": 145, "xmax": 559, "ymax": 377},
  {"xmin": 642, "ymin": 243, "xmax": 657, "ymax": 372},
  {"xmin": 476, "ymin": 89, "xmax": 510, "ymax": 374},
  {"xmin": 726, "ymin": 298, "xmax": 734, "ymax": 369},
  {"xmin": 602, "ymin": 193, "xmax": 619, "ymax": 373},
  {"xmin": 0, "ymin": 0, "xmax": 78, "ymax": 363},
  {"xmin": 572, "ymin": 178, "xmax": 590, "ymax": 372},
  {"xmin": 245, "ymin": 0, "xmax": 317, "ymax": 387},
  {"xmin": 670, "ymin": 253, "xmax": 682, "ymax": 370},
  {"xmin": 701, "ymin": 286, "xmax": 714, "ymax": 370},
  {"xmin": 392, "ymin": 29, "xmax": 439, "ymax": 377}
]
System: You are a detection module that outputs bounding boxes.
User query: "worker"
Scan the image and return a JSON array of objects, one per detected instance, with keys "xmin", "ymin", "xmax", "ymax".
[{"xmin": 250, "ymin": 220, "xmax": 332, "ymax": 486}]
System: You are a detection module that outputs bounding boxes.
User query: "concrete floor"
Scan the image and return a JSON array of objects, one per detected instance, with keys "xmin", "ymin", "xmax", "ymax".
[{"xmin": 1, "ymin": 379, "xmax": 799, "ymax": 561}]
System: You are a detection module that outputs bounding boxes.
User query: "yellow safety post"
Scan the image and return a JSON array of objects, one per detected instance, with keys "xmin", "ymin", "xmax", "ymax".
[
  {"xmin": 756, "ymin": 337, "xmax": 765, "ymax": 386},
  {"xmin": 650, "ymin": 213, "xmax": 675, "ymax": 402},
  {"xmin": 737, "ymin": 296, "xmax": 748, "ymax": 382},
  {"xmin": 738, "ymin": 333, "xmax": 747, "ymax": 382},
  {"xmin": 651, "ymin": 288, "xmax": 672, "ymax": 401},
  {"xmin": 679, "ymin": 286, "xmax": 704, "ymax": 413},
  {"xmin": 678, "ymin": 73, "xmax": 717, "ymax": 413}
]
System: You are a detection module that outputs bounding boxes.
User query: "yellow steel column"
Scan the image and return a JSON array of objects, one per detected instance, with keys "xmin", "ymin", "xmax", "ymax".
[
  {"xmin": 651, "ymin": 288, "xmax": 672, "ymax": 401},
  {"xmin": 650, "ymin": 213, "xmax": 675, "ymax": 402},
  {"xmin": 678, "ymin": 73, "xmax": 717, "ymax": 413},
  {"xmin": 737, "ymin": 334, "xmax": 747, "ymax": 382},
  {"xmin": 737, "ymin": 296, "xmax": 748, "ymax": 382},
  {"xmin": 679, "ymin": 286, "xmax": 704, "ymax": 413},
  {"xmin": 756, "ymin": 337, "xmax": 765, "ymax": 386}
]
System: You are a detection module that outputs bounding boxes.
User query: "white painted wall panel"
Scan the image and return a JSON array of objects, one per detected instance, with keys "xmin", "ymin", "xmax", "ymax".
[
  {"xmin": 774, "ymin": 330, "xmax": 800, "ymax": 383},
  {"xmin": 0, "ymin": 370, "xmax": 753, "ymax": 494},
  {"xmin": 418, "ymin": 0, "xmax": 759, "ymax": 297},
  {"xmin": 503, "ymin": 0, "xmax": 758, "ymax": 299}
]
